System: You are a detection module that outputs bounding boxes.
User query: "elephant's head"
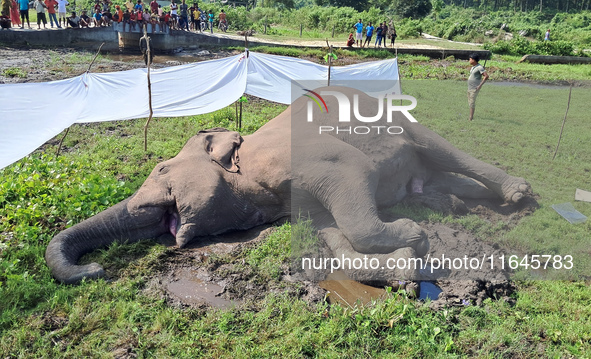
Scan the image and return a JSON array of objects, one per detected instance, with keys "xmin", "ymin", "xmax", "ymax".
[
  {"xmin": 127, "ymin": 128, "xmax": 243, "ymax": 248},
  {"xmin": 46, "ymin": 128, "xmax": 248, "ymax": 284}
]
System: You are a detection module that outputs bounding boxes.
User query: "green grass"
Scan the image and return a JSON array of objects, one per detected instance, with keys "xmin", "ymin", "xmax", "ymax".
[
  {"xmin": 1, "ymin": 74, "xmax": 591, "ymax": 356},
  {"xmin": 2, "ymin": 67, "xmax": 27, "ymax": 78}
]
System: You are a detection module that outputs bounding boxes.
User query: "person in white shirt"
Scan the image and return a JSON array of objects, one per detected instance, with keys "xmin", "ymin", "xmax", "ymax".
[
  {"xmin": 57, "ymin": 0, "xmax": 68, "ymax": 27},
  {"xmin": 34, "ymin": 0, "xmax": 48, "ymax": 28},
  {"xmin": 169, "ymin": 0, "xmax": 177, "ymax": 29}
]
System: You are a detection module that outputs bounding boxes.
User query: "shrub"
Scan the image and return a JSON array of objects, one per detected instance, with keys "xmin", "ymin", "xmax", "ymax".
[{"xmin": 484, "ymin": 37, "xmax": 575, "ymax": 56}]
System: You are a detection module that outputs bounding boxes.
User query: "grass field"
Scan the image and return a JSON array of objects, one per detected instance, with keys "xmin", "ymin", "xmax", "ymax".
[{"xmin": 1, "ymin": 74, "xmax": 591, "ymax": 356}]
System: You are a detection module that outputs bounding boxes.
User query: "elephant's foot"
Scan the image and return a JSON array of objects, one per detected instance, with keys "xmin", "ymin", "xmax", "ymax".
[
  {"xmin": 385, "ymin": 219, "xmax": 430, "ymax": 257},
  {"xmin": 321, "ymin": 227, "xmax": 420, "ymax": 285},
  {"xmin": 498, "ymin": 176, "xmax": 531, "ymax": 203}
]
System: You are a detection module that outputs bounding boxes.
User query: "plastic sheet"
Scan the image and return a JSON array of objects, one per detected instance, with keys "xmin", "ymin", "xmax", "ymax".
[{"xmin": 0, "ymin": 52, "xmax": 399, "ymax": 170}]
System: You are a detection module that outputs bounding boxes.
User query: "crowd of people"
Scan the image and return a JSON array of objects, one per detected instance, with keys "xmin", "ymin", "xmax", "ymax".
[
  {"xmin": 0, "ymin": 0, "xmax": 228, "ymax": 32},
  {"xmin": 348, "ymin": 19, "xmax": 397, "ymax": 48}
]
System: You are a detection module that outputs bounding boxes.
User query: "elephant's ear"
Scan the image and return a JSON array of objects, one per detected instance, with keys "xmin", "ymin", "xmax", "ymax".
[{"xmin": 201, "ymin": 128, "xmax": 243, "ymax": 173}]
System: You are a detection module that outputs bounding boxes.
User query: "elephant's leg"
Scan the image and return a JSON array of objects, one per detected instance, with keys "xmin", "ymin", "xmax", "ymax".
[
  {"xmin": 294, "ymin": 139, "xmax": 429, "ymax": 256},
  {"xmin": 406, "ymin": 125, "xmax": 530, "ymax": 203},
  {"xmin": 320, "ymin": 227, "xmax": 419, "ymax": 284},
  {"xmin": 426, "ymin": 172, "xmax": 497, "ymax": 199}
]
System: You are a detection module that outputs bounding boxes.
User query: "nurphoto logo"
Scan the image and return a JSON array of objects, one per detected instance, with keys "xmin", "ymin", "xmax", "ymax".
[{"xmin": 303, "ymin": 88, "xmax": 418, "ymax": 135}]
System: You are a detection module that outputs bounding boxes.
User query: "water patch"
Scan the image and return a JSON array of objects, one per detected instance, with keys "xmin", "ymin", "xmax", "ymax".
[{"xmin": 419, "ymin": 282, "xmax": 443, "ymax": 301}]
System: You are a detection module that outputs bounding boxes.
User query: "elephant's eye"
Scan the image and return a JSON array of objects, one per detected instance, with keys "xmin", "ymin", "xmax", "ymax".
[{"xmin": 158, "ymin": 165, "xmax": 170, "ymax": 175}]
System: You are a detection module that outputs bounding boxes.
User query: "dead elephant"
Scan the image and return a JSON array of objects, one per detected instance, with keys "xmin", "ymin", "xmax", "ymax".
[{"xmin": 45, "ymin": 86, "xmax": 531, "ymax": 284}]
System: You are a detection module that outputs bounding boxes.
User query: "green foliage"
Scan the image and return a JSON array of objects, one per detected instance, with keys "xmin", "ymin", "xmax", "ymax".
[
  {"xmin": 484, "ymin": 36, "xmax": 575, "ymax": 55},
  {"xmin": 416, "ymin": 6, "xmax": 591, "ymax": 50},
  {"xmin": 393, "ymin": 0, "xmax": 432, "ymax": 19},
  {"xmin": 2, "ymin": 67, "xmax": 27, "ymax": 78},
  {"xmin": 397, "ymin": 17, "xmax": 424, "ymax": 38}
]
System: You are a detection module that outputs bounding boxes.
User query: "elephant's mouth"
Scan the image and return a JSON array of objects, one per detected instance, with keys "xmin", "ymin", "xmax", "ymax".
[{"xmin": 163, "ymin": 207, "xmax": 181, "ymax": 238}]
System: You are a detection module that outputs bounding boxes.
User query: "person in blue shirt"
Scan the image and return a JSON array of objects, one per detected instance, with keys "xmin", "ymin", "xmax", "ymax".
[
  {"xmin": 352, "ymin": 18, "xmax": 363, "ymax": 47},
  {"xmin": 207, "ymin": 9, "xmax": 213, "ymax": 33},
  {"xmin": 374, "ymin": 22, "xmax": 383, "ymax": 47},
  {"xmin": 363, "ymin": 22, "xmax": 374, "ymax": 48},
  {"xmin": 18, "ymin": 0, "xmax": 30, "ymax": 28}
]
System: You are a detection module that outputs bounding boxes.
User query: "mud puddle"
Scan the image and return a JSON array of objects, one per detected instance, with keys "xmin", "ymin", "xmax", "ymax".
[{"xmin": 165, "ymin": 268, "xmax": 237, "ymax": 309}]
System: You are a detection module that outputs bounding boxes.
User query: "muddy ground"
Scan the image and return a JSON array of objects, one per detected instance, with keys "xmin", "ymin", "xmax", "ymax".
[
  {"xmin": 0, "ymin": 46, "xmax": 241, "ymax": 84},
  {"xmin": 135, "ymin": 193, "xmax": 538, "ymax": 311},
  {"xmin": 2, "ymin": 45, "xmax": 539, "ymax": 311}
]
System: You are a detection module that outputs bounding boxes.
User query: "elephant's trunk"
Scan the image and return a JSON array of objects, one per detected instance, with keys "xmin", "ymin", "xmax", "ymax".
[{"xmin": 45, "ymin": 196, "xmax": 169, "ymax": 284}]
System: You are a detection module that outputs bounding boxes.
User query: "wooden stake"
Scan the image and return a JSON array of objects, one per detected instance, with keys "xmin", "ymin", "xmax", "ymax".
[
  {"xmin": 86, "ymin": 42, "xmax": 105, "ymax": 73},
  {"xmin": 326, "ymin": 39, "xmax": 332, "ymax": 86},
  {"xmin": 239, "ymin": 99, "xmax": 243, "ymax": 130},
  {"xmin": 552, "ymin": 85, "xmax": 573, "ymax": 160},
  {"xmin": 142, "ymin": 26, "xmax": 154, "ymax": 152},
  {"xmin": 57, "ymin": 42, "xmax": 105, "ymax": 157}
]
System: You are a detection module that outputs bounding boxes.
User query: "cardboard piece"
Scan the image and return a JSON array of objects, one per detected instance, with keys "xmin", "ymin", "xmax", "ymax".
[{"xmin": 575, "ymin": 188, "xmax": 591, "ymax": 203}]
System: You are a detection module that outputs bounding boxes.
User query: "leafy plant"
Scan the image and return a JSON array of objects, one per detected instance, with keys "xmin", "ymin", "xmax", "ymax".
[{"xmin": 2, "ymin": 67, "xmax": 27, "ymax": 78}]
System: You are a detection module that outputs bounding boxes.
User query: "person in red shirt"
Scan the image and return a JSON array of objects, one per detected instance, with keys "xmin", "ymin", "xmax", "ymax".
[
  {"xmin": 44, "ymin": 0, "xmax": 60, "ymax": 27},
  {"xmin": 149, "ymin": 0, "xmax": 157, "ymax": 14},
  {"xmin": 164, "ymin": 11, "xmax": 171, "ymax": 29},
  {"xmin": 129, "ymin": 9, "xmax": 137, "ymax": 30}
]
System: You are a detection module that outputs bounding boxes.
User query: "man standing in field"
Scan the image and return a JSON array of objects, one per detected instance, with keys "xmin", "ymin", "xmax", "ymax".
[
  {"xmin": 467, "ymin": 53, "xmax": 488, "ymax": 121},
  {"xmin": 353, "ymin": 19, "xmax": 363, "ymax": 47}
]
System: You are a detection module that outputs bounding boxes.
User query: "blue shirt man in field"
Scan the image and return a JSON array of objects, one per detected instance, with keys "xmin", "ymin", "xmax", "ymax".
[
  {"xmin": 353, "ymin": 19, "xmax": 363, "ymax": 47},
  {"xmin": 363, "ymin": 22, "xmax": 374, "ymax": 48},
  {"xmin": 467, "ymin": 53, "xmax": 489, "ymax": 121}
]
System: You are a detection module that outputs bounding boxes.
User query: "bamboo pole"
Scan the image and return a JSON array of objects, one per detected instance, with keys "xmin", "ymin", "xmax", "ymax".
[
  {"xmin": 142, "ymin": 26, "xmax": 154, "ymax": 152},
  {"xmin": 326, "ymin": 39, "xmax": 332, "ymax": 86},
  {"xmin": 552, "ymin": 85, "xmax": 573, "ymax": 160}
]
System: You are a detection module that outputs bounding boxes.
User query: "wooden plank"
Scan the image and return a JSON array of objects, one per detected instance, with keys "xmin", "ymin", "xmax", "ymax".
[{"xmin": 575, "ymin": 188, "xmax": 591, "ymax": 203}]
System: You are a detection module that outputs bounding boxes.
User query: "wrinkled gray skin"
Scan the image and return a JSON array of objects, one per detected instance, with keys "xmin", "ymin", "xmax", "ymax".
[{"xmin": 46, "ymin": 87, "xmax": 531, "ymax": 284}]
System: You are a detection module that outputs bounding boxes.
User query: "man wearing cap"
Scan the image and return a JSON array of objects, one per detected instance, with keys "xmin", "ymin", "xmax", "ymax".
[{"xmin": 467, "ymin": 53, "xmax": 488, "ymax": 121}]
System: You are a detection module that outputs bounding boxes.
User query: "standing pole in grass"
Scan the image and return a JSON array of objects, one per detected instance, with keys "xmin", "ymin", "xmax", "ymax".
[
  {"xmin": 238, "ymin": 95, "xmax": 248, "ymax": 130},
  {"xmin": 56, "ymin": 42, "xmax": 105, "ymax": 157},
  {"xmin": 552, "ymin": 84, "xmax": 573, "ymax": 160},
  {"xmin": 325, "ymin": 39, "xmax": 335, "ymax": 86},
  {"xmin": 396, "ymin": 47, "xmax": 403, "ymax": 105},
  {"xmin": 142, "ymin": 26, "xmax": 154, "ymax": 152}
]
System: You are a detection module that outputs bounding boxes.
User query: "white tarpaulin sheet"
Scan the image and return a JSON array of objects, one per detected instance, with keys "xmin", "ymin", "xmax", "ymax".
[{"xmin": 0, "ymin": 51, "xmax": 399, "ymax": 170}]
